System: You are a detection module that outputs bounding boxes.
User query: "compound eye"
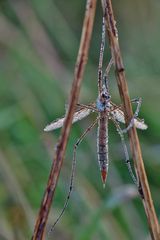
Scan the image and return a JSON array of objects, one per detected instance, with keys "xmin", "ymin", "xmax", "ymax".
[
  {"xmin": 102, "ymin": 93, "xmax": 107, "ymax": 98},
  {"xmin": 106, "ymin": 95, "xmax": 111, "ymax": 100},
  {"xmin": 102, "ymin": 93, "xmax": 110, "ymax": 100}
]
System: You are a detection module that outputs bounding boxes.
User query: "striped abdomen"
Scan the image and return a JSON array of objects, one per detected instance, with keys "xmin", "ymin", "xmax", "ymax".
[{"xmin": 97, "ymin": 112, "xmax": 109, "ymax": 187}]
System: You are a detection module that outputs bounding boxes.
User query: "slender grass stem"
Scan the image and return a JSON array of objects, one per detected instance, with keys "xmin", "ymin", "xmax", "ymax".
[
  {"xmin": 32, "ymin": 0, "xmax": 97, "ymax": 239},
  {"xmin": 101, "ymin": 1, "xmax": 160, "ymax": 239}
]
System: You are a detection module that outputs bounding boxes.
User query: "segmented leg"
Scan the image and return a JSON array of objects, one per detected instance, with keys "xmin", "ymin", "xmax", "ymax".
[
  {"xmin": 111, "ymin": 117, "xmax": 138, "ymax": 186},
  {"xmin": 121, "ymin": 97, "xmax": 142, "ymax": 133},
  {"xmin": 103, "ymin": 58, "xmax": 113, "ymax": 92},
  {"xmin": 49, "ymin": 118, "xmax": 98, "ymax": 234},
  {"xmin": 111, "ymin": 98, "xmax": 142, "ymax": 133},
  {"xmin": 98, "ymin": 17, "xmax": 105, "ymax": 94},
  {"xmin": 77, "ymin": 103, "xmax": 98, "ymax": 112}
]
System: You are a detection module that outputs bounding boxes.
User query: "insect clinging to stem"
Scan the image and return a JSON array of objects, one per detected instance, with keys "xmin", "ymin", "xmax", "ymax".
[{"xmin": 44, "ymin": 17, "xmax": 147, "ymax": 231}]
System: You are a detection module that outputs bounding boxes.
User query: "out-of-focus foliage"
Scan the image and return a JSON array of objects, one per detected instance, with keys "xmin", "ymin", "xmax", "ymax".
[{"xmin": 0, "ymin": 0, "xmax": 160, "ymax": 239}]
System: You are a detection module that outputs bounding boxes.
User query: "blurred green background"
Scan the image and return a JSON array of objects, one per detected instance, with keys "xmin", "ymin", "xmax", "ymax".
[{"xmin": 0, "ymin": 0, "xmax": 160, "ymax": 239}]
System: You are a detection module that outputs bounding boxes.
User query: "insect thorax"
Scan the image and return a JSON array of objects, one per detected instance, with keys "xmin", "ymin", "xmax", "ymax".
[{"xmin": 96, "ymin": 86, "xmax": 111, "ymax": 112}]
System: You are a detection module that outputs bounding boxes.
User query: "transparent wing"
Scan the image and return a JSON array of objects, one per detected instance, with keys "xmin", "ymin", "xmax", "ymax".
[
  {"xmin": 110, "ymin": 103, "xmax": 148, "ymax": 130},
  {"xmin": 44, "ymin": 107, "xmax": 92, "ymax": 132}
]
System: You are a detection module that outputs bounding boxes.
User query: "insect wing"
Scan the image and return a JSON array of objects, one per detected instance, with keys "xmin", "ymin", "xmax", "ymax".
[
  {"xmin": 133, "ymin": 118, "xmax": 148, "ymax": 130},
  {"xmin": 111, "ymin": 104, "xmax": 148, "ymax": 130},
  {"xmin": 44, "ymin": 108, "xmax": 92, "ymax": 132}
]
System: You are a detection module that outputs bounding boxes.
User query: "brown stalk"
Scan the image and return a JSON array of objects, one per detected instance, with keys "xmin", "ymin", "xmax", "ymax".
[
  {"xmin": 101, "ymin": 0, "xmax": 160, "ymax": 239},
  {"xmin": 31, "ymin": 0, "xmax": 97, "ymax": 239}
]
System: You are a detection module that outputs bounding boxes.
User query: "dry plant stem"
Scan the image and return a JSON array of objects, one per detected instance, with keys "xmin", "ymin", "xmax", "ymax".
[
  {"xmin": 101, "ymin": 0, "xmax": 160, "ymax": 239},
  {"xmin": 32, "ymin": 0, "xmax": 97, "ymax": 239}
]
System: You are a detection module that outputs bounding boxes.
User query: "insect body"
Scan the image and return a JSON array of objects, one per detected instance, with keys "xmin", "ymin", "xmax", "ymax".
[
  {"xmin": 44, "ymin": 83, "xmax": 147, "ymax": 187},
  {"xmin": 96, "ymin": 85, "xmax": 110, "ymax": 186},
  {"xmin": 45, "ymin": 17, "xmax": 147, "ymax": 231}
]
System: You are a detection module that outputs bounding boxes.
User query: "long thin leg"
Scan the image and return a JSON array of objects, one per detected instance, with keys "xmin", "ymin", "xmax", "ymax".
[
  {"xmin": 98, "ymin": 17, "xmax": 105, "ymax": 94},
  {"xmin": 77, "ymin": 103, "xmax": 98, "ymax": 112},
  {"xmin": 49, "ymin": 118, "xmax": 99, "ymax": 234},
  {"xmin": 111, "ymin": 98, "xmax": 142, "ymax": 132},
  {"xmin": 122, "ymin": 97, "xmax": 142, "ymax": 133},
  {"xmin": 111, "ymin": 97, "xmax": 142, "ymax": 111},
  {"xmin": 111, "ymin": 117, "xmax": 138, "ymax": 186},
  {"xmin": 103, "ymin": 58, "xmax": 113, "ymax": 92}
]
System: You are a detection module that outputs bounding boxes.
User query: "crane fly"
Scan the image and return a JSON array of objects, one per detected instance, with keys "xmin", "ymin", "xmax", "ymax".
[
  {"xmin": 44, "ymin": 94, "xmax": 147, "ymax": 184},
  {"xmin": 44, "ymin": 19, "xmax": 147, "ymax": 187},
  {"xmin": 44, "ymin": 96, "xmax": 147, "ymax": 187},
  {"xmin": 45, "ymin": 17, "xmax": 147, "ymax": 231}
]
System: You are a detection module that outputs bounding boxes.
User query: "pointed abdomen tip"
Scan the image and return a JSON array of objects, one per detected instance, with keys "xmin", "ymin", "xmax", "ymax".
[{"xmin": 101, "ymin": 169, "xmax": 107, "ymax": 188}]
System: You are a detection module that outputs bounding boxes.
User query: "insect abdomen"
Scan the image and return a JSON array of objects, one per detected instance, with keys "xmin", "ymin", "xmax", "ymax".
[{"xmin": 97, "ymin": 113, "xmax": 108, "ymax": 187}]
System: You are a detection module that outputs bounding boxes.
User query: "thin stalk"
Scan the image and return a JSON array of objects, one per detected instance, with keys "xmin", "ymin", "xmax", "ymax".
[
  {"xmin": 31, "ymin": 0, "xmax": 97, "ymax": 239},
  {"xmin": 101, "ymin": 1, "xmax": 160, "ymax": 239}
]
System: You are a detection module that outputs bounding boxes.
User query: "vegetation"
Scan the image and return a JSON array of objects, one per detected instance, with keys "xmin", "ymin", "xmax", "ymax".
[{"xmin": 0, "ymin": 0, "xmax": 160, "ymax": 239}]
